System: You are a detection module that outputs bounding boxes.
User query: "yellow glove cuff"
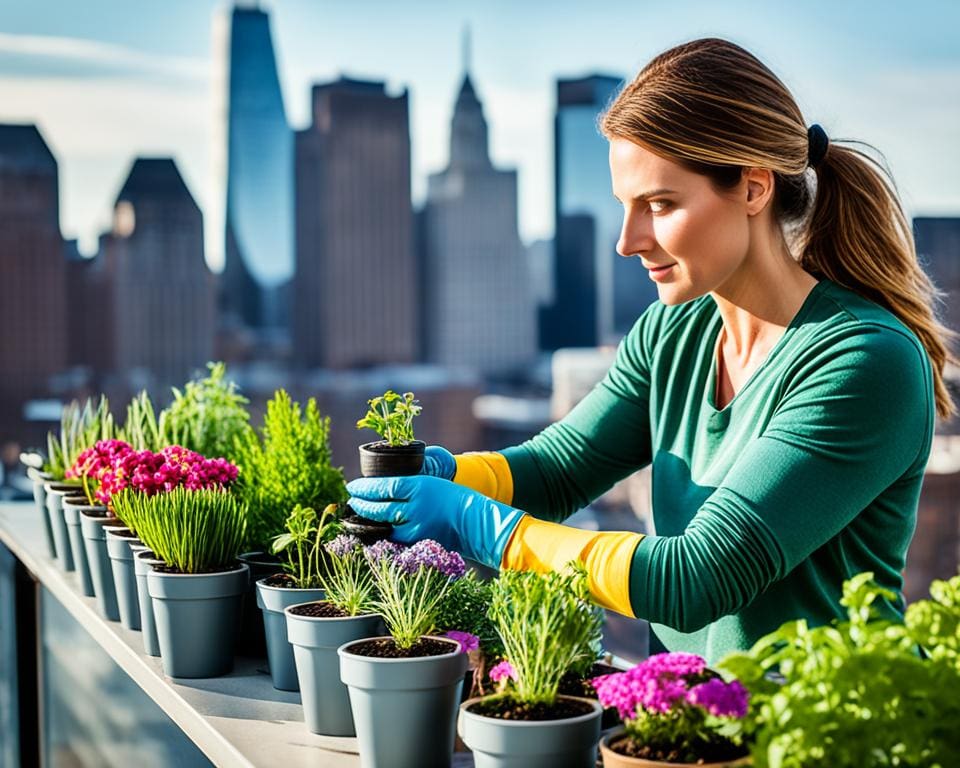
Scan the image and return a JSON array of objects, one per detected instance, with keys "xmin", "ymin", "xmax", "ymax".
[
  {"xmin": 501, "ymin": 515, "xmax": 643, "ymax": 617},
  {"xmin": 453, "ymin": 452, "xmax": 514, "ymax": 505}
]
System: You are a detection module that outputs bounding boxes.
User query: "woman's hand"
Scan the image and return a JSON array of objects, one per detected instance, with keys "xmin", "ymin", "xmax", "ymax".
[
  {"xmin": 346, "ymin": 475, "xmax": 525, "ymax": 568},
  {"xmin": 421, "ymin": 445, "xmax": 456, "ymax": 479}
]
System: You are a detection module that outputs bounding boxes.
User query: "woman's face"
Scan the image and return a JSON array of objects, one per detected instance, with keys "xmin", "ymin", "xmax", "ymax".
[{"xmin": 609, "ymin": 137, "xmax": 754, "ymax": 306}]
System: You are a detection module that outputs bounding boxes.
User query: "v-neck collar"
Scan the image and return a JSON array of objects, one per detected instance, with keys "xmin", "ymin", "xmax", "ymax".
[{"xmin": 706, "ymin": 279, "xmax": 828, "ymax": 413}]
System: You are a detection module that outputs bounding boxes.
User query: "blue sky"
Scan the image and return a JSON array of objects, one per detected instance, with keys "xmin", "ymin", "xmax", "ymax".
[{"xmin": 1, "ymin": 0, "xmax": 958, "ymax": 263}]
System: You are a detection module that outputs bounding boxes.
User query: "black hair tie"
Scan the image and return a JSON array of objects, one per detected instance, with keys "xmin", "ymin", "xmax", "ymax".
[{"xmin": 807, "ymin": 124, "xmax": 829, "ymax": 169}]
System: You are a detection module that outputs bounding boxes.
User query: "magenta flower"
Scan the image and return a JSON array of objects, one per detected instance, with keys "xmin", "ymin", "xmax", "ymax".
[
  {"xmin": 687, "ymin": 679, "xmax": 750, "ymax": 719},
  {"xmin": 489, "ymin": 660, "xmax": 517, "ymax": 683},
  {"xmin": 445, "ymin": 630, "xmax": 480, "ymax": 654}
]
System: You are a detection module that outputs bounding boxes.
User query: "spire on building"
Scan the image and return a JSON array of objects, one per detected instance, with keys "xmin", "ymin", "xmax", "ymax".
[{"xmin": 449, "ymin": 27, "xmax": 490, "ymax": 171}]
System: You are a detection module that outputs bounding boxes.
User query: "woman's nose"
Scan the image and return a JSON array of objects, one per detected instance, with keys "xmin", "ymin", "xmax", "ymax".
[{"xmin": 616, "ymin": 209, "xmax": 655, "ymax": 257}]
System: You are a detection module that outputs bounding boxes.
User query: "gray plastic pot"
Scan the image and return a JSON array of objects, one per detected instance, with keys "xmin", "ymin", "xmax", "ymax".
[
  {"xmin": 133, "ymin": 547, "xmax": 163, "ymax": 657},
  {"xmin": 458, "ymin": 695, "xmax": 602, "ymax": 768},
  {"xmin": 148, "ymin": 563, "xmax": 248, "ymax": 679},
  {"xmin": 28, "ymin": 469, "xmax": 57, "ymax": 558},
  {"xmin": 339, "ymin": 635, "xmax": 467, "ymax": 768},
  {"xmin": 44, "ymin": 482, "xmax": 82, "ymax": 571},
  {"xmin": 80, "ymin": 508, "xmax": 120, "ymax": 621},
  {"xmin": 105, "ymin": 526, "xmax": 142, "ymax": 631},
  {"xmin": 284, "ymin": 603, "xmax": 382, "ymax": 735},
  {"xmin": 255, "ymin": 579, "xmax": 326, "ymax": 691},
  {"xmin": 62, "ymin": 497, "xmax": 103, "ymax": 597}
]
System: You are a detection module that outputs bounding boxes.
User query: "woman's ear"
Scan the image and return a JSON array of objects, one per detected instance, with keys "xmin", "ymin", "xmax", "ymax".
[{"xmin": 744, "ymin": 167, "xmax": 775, "ymax": 216}]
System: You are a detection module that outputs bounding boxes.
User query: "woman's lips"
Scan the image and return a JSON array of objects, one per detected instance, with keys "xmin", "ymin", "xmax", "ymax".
[{"xmin": 647, "ymin": 263, "xmax": 676, "ymax": 282}]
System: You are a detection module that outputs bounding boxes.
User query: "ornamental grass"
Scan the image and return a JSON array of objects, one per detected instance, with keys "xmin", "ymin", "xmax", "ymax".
[{"xmin": 112, "ymin": 487, "xmax": 247, "ymax": 573}]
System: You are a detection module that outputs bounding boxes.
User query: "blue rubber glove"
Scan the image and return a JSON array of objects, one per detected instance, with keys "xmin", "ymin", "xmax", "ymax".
[
  {"xmin": 346, "ymin": 475, "xmax": 525, "ymax": 568},
  {"xmin": 421, "ymin": 445, "xmax": 456, "ymax": 479}
]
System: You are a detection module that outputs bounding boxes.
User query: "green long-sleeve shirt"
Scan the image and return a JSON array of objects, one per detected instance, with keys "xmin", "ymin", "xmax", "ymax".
[{"xmin": 502, "ymin": 279, "xmax": 934, "ymax": 662}]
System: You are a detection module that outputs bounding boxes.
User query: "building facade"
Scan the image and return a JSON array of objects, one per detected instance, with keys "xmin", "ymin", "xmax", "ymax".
[
  {"xmin": 421, "ymin": 71, "xmax": 536, "ymax": 375},
  {"xmin": 914, "ymin": 217, "xmax": 960, "ymax": 335},
  {"xmin": 542, "ymin": 75, "xmax": 658, "ymax": 350},
  {"xmin": 212, "ymin": 3, "xmax": 294, "ymax": 336},
  {"xmin": 0, "ymin": 124, "xmax": 66, "ymax": 441},
  {"xmin": 294, "ymin": 78, "xmax": 418, "ymax": 369},
  {"xmin": 97, "ymin": 158, "xmax": 215, "ymax": 385}
]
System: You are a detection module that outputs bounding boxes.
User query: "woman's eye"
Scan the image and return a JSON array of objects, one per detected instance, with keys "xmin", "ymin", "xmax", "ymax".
[{"xmin": 649, "ymin": 200, "xmax": 671, "ymax": 213}]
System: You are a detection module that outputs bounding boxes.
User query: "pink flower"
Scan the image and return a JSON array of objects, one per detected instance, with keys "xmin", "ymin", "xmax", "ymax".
[
  {"xmin": 489, "ymin": 660, "xmax": 517, "ymax": 683},
  {"xmin": 687, "ymin": 679, "xmax": 749, "ymax": 719},
  {"xmin": 445, "ymin": 631, "xmax": 480, "ymax": 654}
]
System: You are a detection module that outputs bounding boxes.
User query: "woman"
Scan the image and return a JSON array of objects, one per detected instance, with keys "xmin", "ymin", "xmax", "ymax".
[{"xmin": 347, "ymin": 38, "xmax": 954, "ymax": 663}]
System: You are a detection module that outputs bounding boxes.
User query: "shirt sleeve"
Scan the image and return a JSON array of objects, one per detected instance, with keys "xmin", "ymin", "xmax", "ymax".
[
  {"xmin": 500, "ymin": 303, "xmax": 661, "ymax": 522},
  {"xmin": 628, "ymin": 324, "xmax": 934, "ymax": 632}
]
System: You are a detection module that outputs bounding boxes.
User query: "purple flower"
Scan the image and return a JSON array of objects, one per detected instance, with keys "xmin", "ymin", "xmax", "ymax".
[
  {"xmin": 364, "ymin": 539, "xmax": 404, "ymax": 565},
  {"xmin": 489, "ymin": 660, "xmax": 517, "ymax": 683},
  {"xmin": 445, "ymin": 630, "xmax": 480, "ymax": 654},
  {"xmin": 393, "ymin": 539, "xmax": 467, "ymax": 579},
  {"xmin": 687, "ymin": 679, "xmax": 750, "ymax": 719},
  {"xmin": 326, "ymin": 534, "xmax": 361, "ymax": 558}
]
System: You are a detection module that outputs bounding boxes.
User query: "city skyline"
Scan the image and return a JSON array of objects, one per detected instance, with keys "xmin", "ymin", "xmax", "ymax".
[{"xmin": 0, "ymin": 0, "xmax": 958, "ymax": 264}]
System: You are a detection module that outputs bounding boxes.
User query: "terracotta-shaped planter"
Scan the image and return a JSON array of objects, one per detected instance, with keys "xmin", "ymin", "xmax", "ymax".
[
  {"xmin": 148, "ymin": 563, "xmax": 248, "ymax": 678},
  {"xmin": 255, "ymin": 578, "xmax": 326, "ymax": 691},
  {"xmin": 285, "ymin": 603, "xmax": 382, "ymax": 735},
  {"xmin": 80, "ymin": 508, "xmax": 120, "ymax": 621},
  {"xmin": 459, "ymin": 695, "xmax": 602, "ymax": 768},
  {"xmin": 28, "ymin": 468, "xmax": 57, "ymax": 558},
  {"xmin": 132, "ymin": 547, "xmax": 163, "ymax": 656},
  {"xmin": 62, "ymin": 497, "xmax": 101, "ymax": 597},
  {"xmin": 105, "ymin": 526, "xmax": 143, "ymax": 631},
  {"xmin": 44, "ymin": 481, "xmax": 82, "ymax": 571},
  {"xmin": 358, "ymin": 440, "xmax": 425, "ymax": 477},
  {"xmin": 598, "ymin": 727, "xmax": 752, "ymax": 767},
  {"xmin": 339, "ymin": 635, "xmax": 467, "ymax": 768}
]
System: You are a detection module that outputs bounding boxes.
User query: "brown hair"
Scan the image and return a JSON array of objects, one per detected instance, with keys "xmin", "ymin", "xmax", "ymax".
[{"xmin": 601, "ymin": 37, "xmax": 956, "ymax": 419}]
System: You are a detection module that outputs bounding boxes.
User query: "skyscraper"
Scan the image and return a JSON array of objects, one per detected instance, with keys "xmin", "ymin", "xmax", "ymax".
[
  {"xmin": 914, "ymin": 217, "xmax": 960, "ymax": 334},
  {"xmin": 542, "ymin": 75, "xmax": 658, "ymax": 350},
  {"xmin": 421, "ymin": 58, "xmax": 536, "ymax": 375},
  {"xmin": 97, "ymin": 158, "xmax": 214, "ymax": 384},
  {"xmin": 212, "ymin": 2, "xmax": 293, "ymax": 337},
  {"xmin": 0, "ymin": 124, "xmax": 66, "ymax": 440},
  {"xmin": 294, "ymin": 79, "xmax": 418, "ymax": 369}
]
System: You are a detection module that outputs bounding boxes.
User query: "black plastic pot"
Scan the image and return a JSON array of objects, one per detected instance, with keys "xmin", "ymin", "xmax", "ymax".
[
  {"xmin": 358, "ymin": 440, "xmax": 425, "ymax": 478},
  {"xmin": 235, "ymin": 551, "xmax": 281, "ymax": 656},
  {"xmin": 340, "ymin": 513, "xmax": 394, "ymax": 545}
]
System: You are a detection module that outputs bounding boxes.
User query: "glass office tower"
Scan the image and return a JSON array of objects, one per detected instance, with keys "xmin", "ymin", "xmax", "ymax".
[
  {"xmin": 542, "ymin": 75, "xmax": 658, "ymax": 350},
  {"xmin": 212, "ymin": 2, "xmax": 293, "ymax": 335}
]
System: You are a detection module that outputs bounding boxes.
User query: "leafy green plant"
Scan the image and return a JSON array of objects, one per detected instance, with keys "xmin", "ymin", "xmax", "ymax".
[
  {"xmin": 269, "ymin": 503, "xmax": 342, "ymax": 589},
  {"xmin": 111, "ymin": 487, "xmax": 247, "ymax": 573},
  {"xmin": 234, "ymin": 390, "xmax": 346, "ymax": 551},
  {"xmin": 45, "ymin": 397, "xmax": 115, "ymax": 480},
  {"xmin": 488, "ymin": 564, "xmax": 602, "ymax": 705},
  {"xmin": 120, "ymin": 390, "xmax": 165, "ymax": 451},
  {"xmin": 317, "ymin": 533, "xmax": 378, "ymax": 616},
  {"xmin": 719, "ymin": 571, "xmax": 960, "ymax": 768},
  {"xmin": 356, "ymin": 390, "xmax": 421, "ymax": 446},
  {"xmin": 161, "ymin": 362, "xmax": 252, "ymax": 462},
  {"xmin": 436, "ymin": 570, "xmax": 503, "ymax": 659}
]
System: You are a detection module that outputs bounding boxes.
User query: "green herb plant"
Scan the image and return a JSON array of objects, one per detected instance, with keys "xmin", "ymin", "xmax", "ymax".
[
  {"xmin": 112, "ymin": 487, "xmax": 247, "ymax": 573},
  {"xmin": 269, "ymin": 503, "xmax": 342, "ymax": 589},
  {"xmin": 161, "ymin": 362, "xmax": 252, "ymax": 462},
  {"xmin": 120, "ymin": 390, "xmax": 165, "ymax": 451},
  {"xmin": 317, "ymin": 534, "xmax": 378, "ymax": 616},
  {"xmin": 488, "ymin": 565, "xmax": 602, "ymax": 705},
  {"xmin": 235, "ymin": 390, "xmax": 346, "ymax": 551},
  {"xmin": 719, "ymin": 571, "xmax": 960, "ymax": 768},
  {"xmin": 46, "ymin": 396, "xmax": 115, "ymax": 480},
  {"xmin": 436, "ymin": 570, "xmax": 503, "ymax": 659},
  {"xmin": 356, "ymin": 390, "xmax": 421, "ymax": 446}
]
